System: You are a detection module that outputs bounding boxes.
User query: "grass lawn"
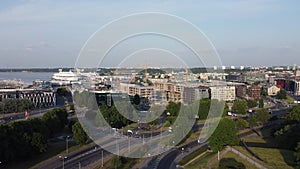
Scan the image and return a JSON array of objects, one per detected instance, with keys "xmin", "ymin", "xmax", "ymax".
[
  {"xmin": 27, "ymin": 141, "xmax": 97, "ymax": 169},
  {"xmin": 211, "ymin": 151, "xmax": 259, "ymax": 169},
  {"xmin": 234, "ymin": 127, "xmax": 296, "ymax": 169},
  {"xmin": 94, "ymin": 156, "xmax": 140, "ymax": 169},
  {"xmin": 282, "ymin": 96, "xmax": 295, "ymax": 104},
  {"xmin": 185, "ymin": 152, "xmax": 217, "ymax": 169},
  {"xmin": 233, "ymin": 146, "xmax": 296, "ymax": 169},
  {"xmin": 122, "ymin": 122, "xmax": 138, "ymax": 131},
  {"xmin": 238, "ymin": 125, "xmax": 264, "ymax": 135},
  {"xmin": 242, "ymin": 127, "xmax": 279, "ymax": 149},
  {"xmin": 5, "ymin": 142, "xmax": 78, "ymax": 169}
]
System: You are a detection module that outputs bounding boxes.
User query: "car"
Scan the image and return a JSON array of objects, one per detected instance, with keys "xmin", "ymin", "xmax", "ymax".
[{"xmin": 127, "ymin": 130, "xmax": 133, "ymax": 135}]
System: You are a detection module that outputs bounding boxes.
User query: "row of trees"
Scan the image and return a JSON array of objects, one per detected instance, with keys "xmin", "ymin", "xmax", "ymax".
[
  {"xmin": 85, "ymin": 104, "xmax": 135, "ymax": 129},
  {"xmin": 0, "ymin": 108, "xmax": 68, "ymax": 163},
  {"xmin": 231, "ymin": 99, "xmax": 264, "ymax": 115},
  {"xmin": 235, "ymin": 108, "xmax": 271, "ymax": 129},
  {"xmin": 208, "ymin": 107, "xmax": 272, "ymax": 152},
  {"xmin": 165, "ymin": 99, "xmax": 227, "ymax": 125},
  {"xmin": 0, "ymin": 98, "xmax": 34, "ymax": 114}
]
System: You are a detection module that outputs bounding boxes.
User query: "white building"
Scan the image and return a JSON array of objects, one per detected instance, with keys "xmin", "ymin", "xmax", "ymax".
[
  {"xmin": 210, "ymin": 85, "xmax": 236, "ymax": 101},
  {"xmin": 266, "ymin": 85, "xmax": 280, "ymax": 96},
  {"xmin": 295, "ymin": 81, "xmax": 300, "ymax": 96}
]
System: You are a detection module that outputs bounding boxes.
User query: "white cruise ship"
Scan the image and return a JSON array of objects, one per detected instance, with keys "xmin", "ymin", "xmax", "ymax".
[{"xmin": 51, "ymin": 69, "xmax": 80, "ymax": 86}]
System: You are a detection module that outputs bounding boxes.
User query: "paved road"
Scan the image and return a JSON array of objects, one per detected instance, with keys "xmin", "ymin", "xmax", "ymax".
[
  {"xmin": 156, "ymin": 120, "xmax": 281, "ymax": 169},
  {"xmin": 37, "ymin": 144, "xmax": 102, "ymax": 169},
  {"xmin": 57, "ymin": 148, "xmax": 112, "ymax": 169},
  {"xmin": 157, "ymin": 149, "xmax": 180, "ymax": 169},
  {"xmin": 0, "ymin": 106, "xmax": 64, "ymax": 124}
]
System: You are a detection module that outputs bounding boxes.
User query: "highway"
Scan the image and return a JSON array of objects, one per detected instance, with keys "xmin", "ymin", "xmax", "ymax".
[
  {"xmin": 0, "ymin": 106, "xmax": 64, "ymax": 124},
  {"xmin": 33, "ymin": 94, "xmax": 295, "ymax": 169}
]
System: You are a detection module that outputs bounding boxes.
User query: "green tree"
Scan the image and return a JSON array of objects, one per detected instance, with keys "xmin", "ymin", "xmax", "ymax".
[
  {"xmin": 276, "ymin": 88, "xmax": 287, "ymax": 100},
  {"xmin": 258, "ymin": 98, "xmax": 264, "ymax": 108},
  {"xmin": 254, "ymin": 108, "xmax": 271, "ymax": 124},
  {"xmin": 247, "ymin": 115, "xmax": 257, "ymax": 128},
  {"xmin": 72, "ymin": 121, "xmax": 88, "ymax": 145},
  {"xmin": 30, "ymin": 132, "xmax": 47, "ymax": 153},
  {"xmin": 57, "ymin": 87, "xmax": 68, "ymax": 96},
  {"xmin": 166, "ymin": 101, "xmax": 181, "ymax": 116},
  {"xmin": 261, "ymin": 88, "xmax": 268, "ymax": 96},
  {"xmin": 222, "ymin": 103, "xmax": 229, "ymax": 117},
  {"xmin": 42, "ymin": 108, "xmax": 68, "ymax": 135},
  {"xmin": 247, "ymin": 99, "xmax": 258, "ymax": 109},
  {"xmin": 0, "ymin": 118, "xmax": 49, "ymax": 162},
  {"xmin": 198, "ymin": 98, "xmax": 211, "ymax": 119},
  {"xmin": 287, "ymin": 105, "xmax": 300, "ymax": 122},
  {"xmin": 209, "ymin": 118, "xmax": 240, "ymax": 151},
  {"xmin": 0, "ymin": 98, "xmax": 34, "ymax": 114},
  {"xmin": 232, "ymin": 100, "xmax": 248, "ymax": 115},
  {"xmin": 236, "ymin": 119, "xmax": 249, "ymax": 129}
]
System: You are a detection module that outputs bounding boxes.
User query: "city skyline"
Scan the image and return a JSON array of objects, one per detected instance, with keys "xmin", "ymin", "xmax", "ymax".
[{"xmin": 0, "ymin": 0, "xmax": 300, "ymax": 68}]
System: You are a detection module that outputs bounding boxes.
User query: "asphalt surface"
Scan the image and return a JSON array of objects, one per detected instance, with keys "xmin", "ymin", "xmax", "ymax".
[
  {"xmin": 8, "ymin": 92, "xmax": 294, "ymax": 169},
  {"xmin": 37, "ymin": 144, "xmax": 104, "ymax": 169},
  {"xmin": 157, "ymin": 149, "xmax": 180, "ymax": 169}
]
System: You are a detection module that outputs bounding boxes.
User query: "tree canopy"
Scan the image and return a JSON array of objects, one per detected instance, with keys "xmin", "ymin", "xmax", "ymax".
[
  {"xmin": 0, "ymin": 98, "xmax": 34, "ymax": 114},
  {"xmin": 166, "ymin": 101, "xmax": 181, "ymax": 117},
  {"xmin": 276, "ymin": 88, "xmax": 287, "ymax": 100},
  {"xmin": 209, "ymin": 118, "xmax": 240, "ymax": 151},
  {"xmin": 41, "ymin": 108, "xmax": 68, "ymax": 136},
  {"xmin": 254, "ymin": 108, "xmax": 270, "ymax": 123},
  {"xmin": 287, "ymin": 105, "xmax": 300, "ymax": 122},
  {"xmin": 247, "ymin": 99, "xmax": 258, "ymax": 109},
  {"xmin": 72, "ymin": 121, "xmax": 88, "ymax": 145},
  {"xmin": 232, "ymin": 100, "xmax": 248, "ymax": 115}
]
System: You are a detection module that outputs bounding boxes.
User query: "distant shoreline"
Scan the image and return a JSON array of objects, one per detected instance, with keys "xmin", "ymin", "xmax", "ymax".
[{"xmin": 0, "ymin": 68, "xmax": 70, "ymax": 73}]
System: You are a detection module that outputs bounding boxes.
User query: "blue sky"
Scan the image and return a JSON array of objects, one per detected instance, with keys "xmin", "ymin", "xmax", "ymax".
[{"xmin": 0, "ymin": 0, "xmax": 299, "ymax": 68}]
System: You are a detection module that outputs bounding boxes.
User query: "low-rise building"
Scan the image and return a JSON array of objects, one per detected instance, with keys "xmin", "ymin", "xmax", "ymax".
[
  {"xmin": 0, "ymin": 88, "xmax": 56, "ymax": 107},
  {"xmin": 247, "ymin": 85, "xmax": 261, "ymax": 99},
  {"xmin": 236, "ymin": 85, "xmax": 247, "ymax": 98},
  {"xmin": 266, "ymin": 85, "xmax": 280, "ymax": 96}
]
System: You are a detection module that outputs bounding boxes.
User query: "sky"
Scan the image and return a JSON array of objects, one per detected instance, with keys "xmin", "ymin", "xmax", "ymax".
[{"xmin": 0, "ymin": 0, "xmax": 300, "ymax": 68}]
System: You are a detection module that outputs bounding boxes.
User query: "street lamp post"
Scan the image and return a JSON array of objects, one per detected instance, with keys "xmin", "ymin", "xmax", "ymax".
[
  {"xmin": 128, "ymin": 136, "xmax": 131, "ymax": 152},
  {"xmin": 59, "ymin": 156, "xmax": 67, "ymax": 169},
  {"xmin": 66, "ymin": 136, "xmax": 70, "ymax": 154},
  {"xmin": 101, "ymin": 150, "xmax": 104, "ymax": 168}
]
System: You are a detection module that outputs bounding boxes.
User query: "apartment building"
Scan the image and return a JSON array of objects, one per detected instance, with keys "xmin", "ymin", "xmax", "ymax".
[
  {"xmin": 210, "ymin": 85, "xmax": 236, "ymax": 101},
  {"xmin": 247, "ymin": 85, "xmax": 261, "ymax": 99}
]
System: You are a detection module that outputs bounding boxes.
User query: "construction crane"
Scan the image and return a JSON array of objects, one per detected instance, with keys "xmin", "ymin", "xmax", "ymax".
[{"xmin": 294, "ymin": 64, "xmax": 297, "ymax": 80}]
